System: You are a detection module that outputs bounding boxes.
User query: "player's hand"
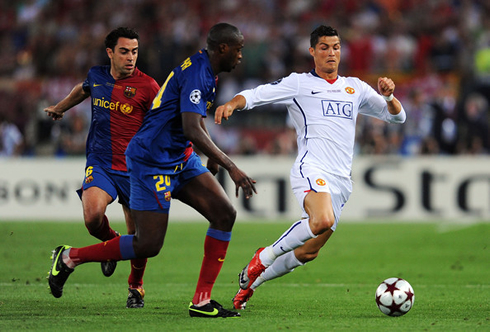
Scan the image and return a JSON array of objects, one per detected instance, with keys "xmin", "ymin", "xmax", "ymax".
[
  {"xmin": 206, "ymin": 158, "xmax": 220, "ymax": 176},
  {"xmin": 228, "ymin": 166, "xmax": 257, "ymax": 199},
  {"xmin": 214, "ymin": 103, "xmax": 235, "ymax": 125},
  {"xmin": 44, "ymin": 106, "xmax": 64, "ymax": 120},
  {"xmin": 377, "ymin": 77, "xmax": 395, "ymax": 97}
]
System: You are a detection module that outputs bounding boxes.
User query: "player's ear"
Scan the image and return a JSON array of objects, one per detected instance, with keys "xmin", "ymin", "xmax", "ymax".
[
  {"xmin": 309, "ymin": 47, "xmax": 315, "ymax": 57},
  {"xmin": 106, "ymin": 47, "xmax": 114, "ymax": 59},
  {"xmin": 218, "ymin": 43, "xmax": 228, "ymax": 54}
]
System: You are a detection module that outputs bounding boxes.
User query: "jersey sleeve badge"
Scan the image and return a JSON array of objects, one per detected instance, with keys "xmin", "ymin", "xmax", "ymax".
[{"xmin": 190, "ymin": 89, "xmax": 202, "ymax": 104}]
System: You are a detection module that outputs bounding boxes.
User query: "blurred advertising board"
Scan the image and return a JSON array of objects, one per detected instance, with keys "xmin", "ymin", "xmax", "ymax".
[{"xmin": 0, "ymin": 156, "xmax": 488, "ymax": 222}]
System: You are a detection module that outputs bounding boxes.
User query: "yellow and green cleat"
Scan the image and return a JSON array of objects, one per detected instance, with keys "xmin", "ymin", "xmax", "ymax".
[
  {"xmin": 189, "ymin": 300, "xmax": 240, "ymax": 318},
  {"xmin": 48, "ymin": 245, "xmax": 74, "ymax": 298}
]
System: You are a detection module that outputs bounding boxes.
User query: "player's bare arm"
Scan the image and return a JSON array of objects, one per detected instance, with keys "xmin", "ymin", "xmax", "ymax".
[
  {"xmin": 44, "ymin": 83, "xmax": 90, "ymax": 120},
  {"xmin": 182, "ymin": 112, "xmax": 256, "ymax": 198},
  {"xmin": 377, "ymin": 77, "xmax": 403, "ymax": 116},
  {"xmin": 214, "ymin": 94, "xmax": 246, "ymax": 124},
  {"xmin": 199, "ymin": 118, "xmax": 219, "ymax": 175}
]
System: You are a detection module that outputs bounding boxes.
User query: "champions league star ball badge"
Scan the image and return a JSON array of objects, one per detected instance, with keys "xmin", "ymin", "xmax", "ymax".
[{"xmin": 190, "ymin": 89, "xmax": 201, "ymax": 104}]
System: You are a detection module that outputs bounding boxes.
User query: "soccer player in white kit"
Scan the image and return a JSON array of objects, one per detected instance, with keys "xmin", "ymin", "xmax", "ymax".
[{"xmin": 215, "ymin": 25, "xmax": 407, "ymax": 310}]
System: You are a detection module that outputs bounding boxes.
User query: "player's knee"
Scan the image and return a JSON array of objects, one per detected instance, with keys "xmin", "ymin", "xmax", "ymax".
[
  {"xmin": 133, "ymin": 238, "xmax": 163, "ymax": 258},
  {"xmin": 141, "ymin": 245, "xmax": 161, "ymax": 258},
  {"xmin": 84, "ymin": 213, "xmax": 105, "ymax": 233},
  {"xmin": 126, "ymin": 223, "xmax": 136, "ymax": 235},
  {"xmin": 210, "ymin": 205, "xmax": 236, "ymax": 231},
  {"xmin": 309, "ymin": 215, "xmax": 335, "ymax": 235}
]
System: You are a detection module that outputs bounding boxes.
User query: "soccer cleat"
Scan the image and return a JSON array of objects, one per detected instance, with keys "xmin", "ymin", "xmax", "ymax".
[
  {"xmin": 48, "ymin": 245, "xmax": 74, "ymax": 298},
  {"xmin": 189, "ymin": 300, "xmax": 241, "ymax": 318},
  {"xmin": 101, "ymin": 231, "xmax": 120, "ymax": 277},
  {"xmin": 101, "ymin": 260, "xmax": 117, "ymax": 277},
  {"xmin": 126, "ymin": 287, "xmax": 145, "ymax": 308},
  {"xmin": 238, "ymin": 248, "xmax": 266, "ymax": 290},
  {"xmin": 233, "ymin": 287, "xmax": 255, "ymax": 310}
]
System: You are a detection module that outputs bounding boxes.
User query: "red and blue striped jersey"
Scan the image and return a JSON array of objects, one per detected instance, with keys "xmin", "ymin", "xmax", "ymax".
[{"xmin": 82, "ymin": 66, "xmax": 159, "ymax": 172}]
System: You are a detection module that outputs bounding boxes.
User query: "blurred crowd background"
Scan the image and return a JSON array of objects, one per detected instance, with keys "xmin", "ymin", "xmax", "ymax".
[{"xmin": 0, "ymin": 0, "xmax": 489, "ymax": 158}]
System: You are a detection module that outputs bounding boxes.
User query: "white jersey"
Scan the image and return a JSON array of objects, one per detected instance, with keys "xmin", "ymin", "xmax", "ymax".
[{"xmin": 238, "ymin": 71, "xmax": 406, "ymax": 178}]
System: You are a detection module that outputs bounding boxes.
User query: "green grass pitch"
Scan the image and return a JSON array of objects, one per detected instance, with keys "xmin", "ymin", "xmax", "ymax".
[{"xmin": 0, "ymin": 220, "xmax": 488, "ymax": 331}]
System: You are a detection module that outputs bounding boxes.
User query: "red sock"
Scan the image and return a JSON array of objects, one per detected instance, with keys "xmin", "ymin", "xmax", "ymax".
[
  {"xmin": 87, "ymin": 215, "xmax": 119, "ymax": 242},
  {"xmin": 192, "ymin": 236, "xmax": 229, "ymax": 305},
  {"xmin": 69, "ymin": 236, "xmax": 123, "ymax": 265},
  {"xmin": 128, "ymin": 258, "xmax": 148, "ymax": 289}
]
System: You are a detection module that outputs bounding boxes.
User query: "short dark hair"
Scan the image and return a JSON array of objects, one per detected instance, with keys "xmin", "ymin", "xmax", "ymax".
[
  {"xmin": 310, "ymin": 25, "xmax": 339, "ymax": 48},
  {"xmin": 206, "ymin": 23, "xmax": 242, "ymax": 51},
  {"xmin": 105, "ymin": 27, "xmax": 139, "ymax": 50}
]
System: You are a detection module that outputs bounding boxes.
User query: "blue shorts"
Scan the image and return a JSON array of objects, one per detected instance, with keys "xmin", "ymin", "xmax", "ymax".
[
  {"xmin": 127, "ymin": 152, "xmax": 209, "ymax": 213},
  {"xmin": 76, "ymin": 164, "xmax": 130, "ymax": 207}
]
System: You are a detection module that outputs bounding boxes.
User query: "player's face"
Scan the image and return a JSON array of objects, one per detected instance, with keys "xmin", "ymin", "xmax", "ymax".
[
  {"xmin": 310, "ymin": 36, "xmax": 341, "ymax": 78},
  {"xmin": 222, "ymin": 36, "xmax": 244, "ymax": 72},
  {"xmin": 107, "ymin": 37, "xmax": 139, "ymax": 79}
]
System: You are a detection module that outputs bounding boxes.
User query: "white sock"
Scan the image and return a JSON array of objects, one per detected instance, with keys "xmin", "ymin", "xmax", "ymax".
[
  {"xmin": 62, "ymin": 248, "xmax": 76, "ymax": 269},
  {"xmin": 252, "ymin": 251, "xmax": 304, "ymax": 289},
  {"xmin": 259, "ymin": 219, "xmax": 315, "ymax": 266}
]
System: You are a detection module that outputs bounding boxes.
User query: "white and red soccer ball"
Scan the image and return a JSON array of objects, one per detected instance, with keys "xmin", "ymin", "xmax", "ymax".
[{"xmin": 375, "ymin": 277, "xmax": 415, "ymax": 316}]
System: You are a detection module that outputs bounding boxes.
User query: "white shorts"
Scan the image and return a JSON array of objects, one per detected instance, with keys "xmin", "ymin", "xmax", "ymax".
[{"xmin": 290, "ymin": 163, "xmax": 352, "ymax": 231}]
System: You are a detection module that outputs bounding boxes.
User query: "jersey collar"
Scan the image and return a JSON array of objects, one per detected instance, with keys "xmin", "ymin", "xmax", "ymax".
[{"xmin": 310, "ymin": 69, "xmax": 338, "ymax": 84}]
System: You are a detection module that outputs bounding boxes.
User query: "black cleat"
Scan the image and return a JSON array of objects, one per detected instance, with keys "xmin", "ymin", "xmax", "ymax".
[
  {"xmin": 101, "ymin": 260, "xmax": 117, "ymax": 277},
  {"xmin": 48, "ymin": 245, "xmax": 74, "ymax": 298},
  {"xmin": 189, "ymin": 300, "xmax": 241, "ymax": 318},
  {"xmin": 101, "ymin": 231, "xmax": 119, "ymax": 277},
  {"xmin": 126, "ymin": 288, "xmax": 145, "ymax": 308}
]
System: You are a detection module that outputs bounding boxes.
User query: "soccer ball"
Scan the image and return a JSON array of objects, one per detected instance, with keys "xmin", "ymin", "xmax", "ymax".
[{"xmin": 375, "ymin": 277, "xmax": 414, "ymax": 316}]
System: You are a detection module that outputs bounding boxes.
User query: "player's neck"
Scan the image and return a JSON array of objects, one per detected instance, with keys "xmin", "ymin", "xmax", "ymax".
[
  {"xmin": 110, "ymin": 68, "xmax": 134, "ymax": 80},
  {"xmin": 205, "ymin": 49, "xmax": 220, "ymax": 76},
  {"xmin": 314, "ymin": 68, "xmax": 338, "ymax": 82}
]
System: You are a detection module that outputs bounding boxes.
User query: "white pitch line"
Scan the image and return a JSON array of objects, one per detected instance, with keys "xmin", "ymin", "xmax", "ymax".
[{"xmin": 2, "ymin": 283, "xmax": 489, "ymax": 288}]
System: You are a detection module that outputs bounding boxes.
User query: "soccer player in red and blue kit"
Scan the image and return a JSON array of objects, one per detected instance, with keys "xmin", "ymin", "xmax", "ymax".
[
  {"xmin": 48, "ymin": 23, "xmax": 256, "ymax": 318},
  {"xmin": 45, "ymin": 27, "xmax": 160, "ymax": 308}
]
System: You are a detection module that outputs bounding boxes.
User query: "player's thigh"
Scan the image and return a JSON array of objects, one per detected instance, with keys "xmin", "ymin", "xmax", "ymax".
[
  {"xmin": 304, "ymin": 191, "xmax": 335, "ymax": 232},
  {"xmin": 122, "ymin": 205, "xmax": 135, "ymax": 234},
  {"xmin": 304, "ymin": 191, "xmax": 335, "ymax": 221},
  {"xmin": 291, "ymin": 166, "xmax": 334, "ymax": 220},
  {"xmin": 132, "ymin": 209, "xmax": 168, "ymax": 241},
  {"xmin": 292, "ymin": 168, "xmax": 351, "ymax": 232},
  {"xmin": 79, "ymin": 165, "xmax": 118, "ymax": 217},
  {"xmin": 175, "ymin": 172, "xmax": 235, "ymax": 227}
]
